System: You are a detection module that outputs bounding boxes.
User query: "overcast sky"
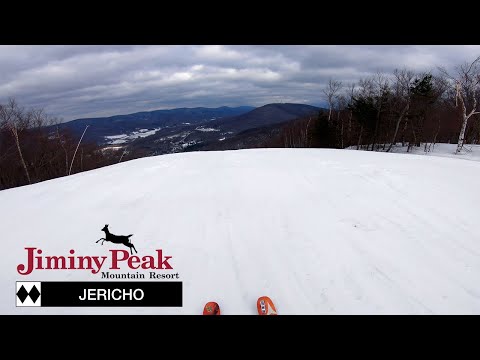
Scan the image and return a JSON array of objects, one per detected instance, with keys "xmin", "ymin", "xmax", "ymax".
[{"xmin": 0, "ymin": 45, "xmax": 479, "ymax": 121}]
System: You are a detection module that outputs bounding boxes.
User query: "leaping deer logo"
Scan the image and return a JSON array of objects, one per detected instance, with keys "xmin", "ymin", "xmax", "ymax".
[{"xmin": 96, "ymin": 224, "xmax": 138, "ymax": 255}]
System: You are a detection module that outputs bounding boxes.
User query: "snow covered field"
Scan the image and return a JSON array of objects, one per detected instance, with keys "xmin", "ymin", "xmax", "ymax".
[
  {"xmin": 1, "ymin": 148, "xmax": 480, "ymax": 314},
  {"xmin": 104, "ymin": 128, "xmax": 162, "ymax": 144}
]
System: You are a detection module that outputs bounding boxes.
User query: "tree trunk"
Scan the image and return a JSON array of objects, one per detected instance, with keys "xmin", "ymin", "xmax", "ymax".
[
  {"xmin": 305, "ymin": 117, "xmax": 312, "ymax": 147},
  {"xmin": 357, "ymin": 126, "xmax": 363, "ymax": 150},
  {"xmin": 371, "ymin": 106, "xmax": 382, "ymax": 151},
  {"xmin": 338, "ymin": 111, "xmax": 344, "ymax": 148},
  {"xmin": 401, "ymin": 118, "xmax": 409, "ymax": 147},
  {"xmin": 387, "ymin": 102, "xmax": 410, "ymax": 152},
  {"xmin": 432, "ymin": 118, "xmax": 441, "ymax": 150},
  {"xmin": 10, "ymin": 125, "xmax": 31, "ymax": 184},
  {"xmin": 455, "ymin": 82, "xmax": 479, "ymax": 154},
  {"xmin": 456, "ymin": 113, "xmax": 468, "ymax": 153},
  {"xmin": 348, "ymin": 110, "xmax": 353, "ymax": 135}
]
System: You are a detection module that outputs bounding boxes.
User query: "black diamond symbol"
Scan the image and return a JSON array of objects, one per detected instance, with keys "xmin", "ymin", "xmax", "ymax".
[
  {"xmin": 29, "ymin": 285, "xmax": 41, "ymax": 303},
  {"xmin": 17, "ymin": 285, "xmax": 29, "ymax": 303}
]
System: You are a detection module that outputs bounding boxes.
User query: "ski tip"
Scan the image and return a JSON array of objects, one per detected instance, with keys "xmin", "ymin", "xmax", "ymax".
[
  {"xmin": 203, "ymin": 301, "xmax": 221, "ymax": 315},
  {"xmin": 257, "ymin": 296, "xmax": 278, "ymax": 315}
]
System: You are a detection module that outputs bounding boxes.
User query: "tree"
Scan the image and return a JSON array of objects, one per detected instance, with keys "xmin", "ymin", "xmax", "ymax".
[
  {"xmin": 349, "ymin": 78, "xmax": 377, "ymax": 150},
  {"xmin": 311, "ymin": 112, "xmax": 335, "ymax": 148},
  {"xmin": 386, "ymin": 69, "xmax": 415, "ymax": 152},
  {"xmin": 346, "ymin": 83, "xmax": 356, "ymax": 140},
  {"xmin": 349, "ymin": 94, "xmax": 377, "ymax": 150},
  {"xmin": 371, "ymin": 72, "xmax": 390, "ymax": 151},
  {"xmin": 0, "ymin": 99, "xmax": 31, "ymax": 184},
  {"xmin": 440, "ymin": 56, "xmax": 480, "ymax": 153},
  {"xmin": 323, "ymin": 79, "xmax": 342, "ymax": 122}
]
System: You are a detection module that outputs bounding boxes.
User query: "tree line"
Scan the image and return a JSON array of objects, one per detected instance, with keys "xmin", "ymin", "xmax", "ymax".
[{"xmin": 267, "ymin": 56, "xmax": 480, "ymax": 153}]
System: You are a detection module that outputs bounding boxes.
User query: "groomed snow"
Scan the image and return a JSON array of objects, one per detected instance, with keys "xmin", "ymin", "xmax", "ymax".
[{"xmin": 1, "ymin": 148, "xmax": 480, "ymax": 314}]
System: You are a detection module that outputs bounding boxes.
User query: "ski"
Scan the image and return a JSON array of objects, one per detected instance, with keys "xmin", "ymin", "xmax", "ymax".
[
  {"xmin": 257, "ymin": 296, "xmax": 277, "ymax": 315},
  {"xmin": 203, "ymin": 301, "xmax": 221, "ymax": 315}
]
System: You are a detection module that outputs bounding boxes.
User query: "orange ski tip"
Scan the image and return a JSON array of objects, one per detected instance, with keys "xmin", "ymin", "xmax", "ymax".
[
  {"xmin": 257, "ymin": 296, "xmax": 277, "ymax": 315},
  {"xmin": 203, "ymin": 301, "xmax": 221, "ymax": 315}
]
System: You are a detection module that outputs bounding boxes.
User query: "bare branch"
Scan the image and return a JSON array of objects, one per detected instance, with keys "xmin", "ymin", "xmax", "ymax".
[{"xmin": 69, "ymin": 125, "xmax": 89, "ymax": 176}]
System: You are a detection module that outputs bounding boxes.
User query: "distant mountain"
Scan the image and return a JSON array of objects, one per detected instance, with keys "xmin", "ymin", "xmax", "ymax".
[
  {"xmin": 54, "ymin": 106, "xmax": 255, "ymax": 144},
  {"xmin": 209, "ymin": 103, "xmax": 320, "ymax": 133},
  {"xmin": 125, "ymin": 103, "xmax": 321, "ymax": 155}
]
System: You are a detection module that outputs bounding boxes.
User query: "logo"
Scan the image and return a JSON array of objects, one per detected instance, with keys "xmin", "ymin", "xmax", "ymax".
[
  {"xmin": 96, "ymin": 224, "xmax": 137, "ymax": 254},
  {"xmin": 16, "ymin": 247, "xmax": 173, "ymax": 275},
  {"xmin": 15, "ymin": 223, "xmax": 181, "ymax": 308},
  {"xmin": 16, "ymin": 282, "xmax": 41, "ymax": 307},
  {"xmin": 16, "ymin": 224, "xmax": 174, "ymax": 276}
]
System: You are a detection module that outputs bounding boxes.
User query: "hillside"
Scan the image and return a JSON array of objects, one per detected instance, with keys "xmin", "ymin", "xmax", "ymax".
[
  {"xmin": 2, "ymin": 148, "xmax": 480, "ymax": 314},
  {"xmin": 55, "ymin": 106, "xmax": 254, "ymax": 144},
  {"xmin": 125, "ymin": 103, "xmax": 320, "ymax": 155},
  {"xmin": 208, "ymin": 103, "xmax": 319, "ymax": 133}
]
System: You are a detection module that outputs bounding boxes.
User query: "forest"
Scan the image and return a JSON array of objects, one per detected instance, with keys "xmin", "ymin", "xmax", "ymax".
[{"xmin": 268, "ymin": 57, "xmax": 480, "ymax": 153}]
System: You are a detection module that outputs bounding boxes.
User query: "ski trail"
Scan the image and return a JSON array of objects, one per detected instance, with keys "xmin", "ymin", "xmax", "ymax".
[{"xmin": 2, "ymin": 148, "xmax": 480, "ymax": 314}]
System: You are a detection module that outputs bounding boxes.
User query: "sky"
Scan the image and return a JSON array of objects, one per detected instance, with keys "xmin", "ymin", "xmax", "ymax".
[{"xmin": 0, "ymin": 45, "xmax": 479, "ymax": 122}]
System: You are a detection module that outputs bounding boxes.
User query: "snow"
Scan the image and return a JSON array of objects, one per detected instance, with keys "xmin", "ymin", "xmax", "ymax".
[
  {"xmin": 1, "ymin": 148, "xmax": 480, "ymax": 314},
  {"xmin": 100, "ymin": 146, "xmax": 124, "ymax": 152},
  {"xmin": 104, "ymin": 134, "xmax": 127, "ymax": 140},
  {"xmin": 195, "ymin": 127, "xmax": 219, "ymax": 132},
  {"xmin": 350, "ymin": 143, "xmax": 480, "ymax": 162},
  {"xmin": 104, "ymin": 128, "xmax": 162, "ymax": 144}
]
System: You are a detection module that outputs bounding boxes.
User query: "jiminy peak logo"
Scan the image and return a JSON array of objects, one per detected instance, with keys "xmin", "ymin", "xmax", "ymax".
[
  {"xmin": 15, "ymin": 224, "xmax": 182, "ymax": 308},
  {"xmin": 17, "ymin": 224, "xmax": 173, "ymax": 276},
  {"xmin": 17, "ymin": 247, "xmax": 173, "ymax": 275}
]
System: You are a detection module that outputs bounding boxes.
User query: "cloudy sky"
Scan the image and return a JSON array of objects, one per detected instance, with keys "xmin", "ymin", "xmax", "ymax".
[{"xmin": 0, "ymin": 45, "xmax": 479, "ymax": 121}]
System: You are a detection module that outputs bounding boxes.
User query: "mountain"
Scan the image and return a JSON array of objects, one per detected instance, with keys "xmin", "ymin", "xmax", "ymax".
[
  {"xmin": 208, "ymin": 103, "xmax": 320, "ymax": 133},
  {"xmin": 55, "ymin": 106, "xmax": 255, "ymax": 144},
  {"xmin": 123, "ymin": 103, "xmax": 321, "ymax": 155},
  {"xmin": 2, "ymin": 148, "xmax": 479, "ymax": 314}
]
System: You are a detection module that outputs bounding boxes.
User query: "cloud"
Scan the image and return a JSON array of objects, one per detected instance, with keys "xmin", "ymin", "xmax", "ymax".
[{"xmin": 0, "ymin": 45, "xmax": 479, "ymax": 121}]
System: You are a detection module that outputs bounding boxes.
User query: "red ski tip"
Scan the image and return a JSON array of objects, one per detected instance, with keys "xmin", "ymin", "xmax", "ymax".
[
  {"xmin": 203, "ymin": 301, "xmax": 221, "ymax": 315},
  {"xmin": 257, "ymin": 296, "xmax": 277, "ymax": 315}
]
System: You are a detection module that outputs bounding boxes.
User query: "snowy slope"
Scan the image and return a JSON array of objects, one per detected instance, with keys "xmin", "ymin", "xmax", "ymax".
[
  {"xmin": 350, "ymin": 143, "xmax": 480, "ymax": 162},
  {"xmin": 1, "ymin": 148, "xmax": 480, "ymax": 314}
]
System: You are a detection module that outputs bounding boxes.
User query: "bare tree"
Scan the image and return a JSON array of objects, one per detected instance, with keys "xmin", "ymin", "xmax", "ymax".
[
  {"xmin": 336, "ymin": 95, "xmax": 348, "ymax": 148},
  {"xmin": 55, "ymin": 125, "xmax": 69, "ymax": 175},
  {"xmin": 354, "ymin": 78, "xmax": 375, "ymax": 149},
  {"xmin": 387, "ymin": 69, "xmax": 415, "ymax": 152},
  {"xmin": 119, "ymin": 146, "xmax": 128, "ymax": 163},
  {"xmin": 323, "ymin": 79, "xmax": 342, "ymax": 122},
  {"xmin": 0, "ymin": 99, "xmax": 31, "ymax": 184},
  {"xmin": 347, "ymin": 83, "xmax": 356, "ymax": 136},
  {"xmin": 440, "ymin": 56, "xmax": 480, "ymax": 153},
  {"xmin": 371, "ymin": 72, "xmax": 390, "ymax": 151}
]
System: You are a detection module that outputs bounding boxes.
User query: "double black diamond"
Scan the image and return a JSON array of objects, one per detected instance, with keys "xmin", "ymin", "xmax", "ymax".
[{"xmin": 17, "ymin": 285, "xmax": 41, "ymax": 304}]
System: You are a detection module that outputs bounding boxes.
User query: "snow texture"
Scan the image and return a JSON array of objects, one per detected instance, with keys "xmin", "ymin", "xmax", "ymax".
[{"xmin": 1, "ymin": 148, "xmax": 480, "ymax": 314}]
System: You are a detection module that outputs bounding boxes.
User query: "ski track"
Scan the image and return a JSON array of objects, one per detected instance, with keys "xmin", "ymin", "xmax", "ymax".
[{"xmin": 1, "ymin": 148, "xmax": 480, "ymax": 314}]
